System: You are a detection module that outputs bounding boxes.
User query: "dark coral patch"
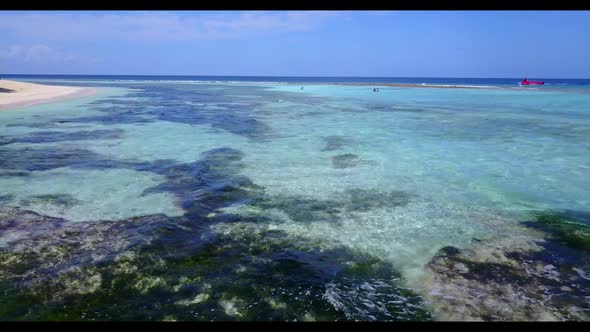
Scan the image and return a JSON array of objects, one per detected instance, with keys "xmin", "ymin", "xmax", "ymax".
[
  {"xmin": 332, "ymin": 154, "xmax": 360, "ymax": 169},
  {"xmin": 0, "ymin": 129, "xmax": 125, "ymax": 146},
  {"xmin": 524, "ymin": 210, "xmax": 590, "ymax": 251},
  {"xmin": 345, "ymin": 189, "xmax": 410, "ymax": 211},
  {"xmin": 0, "ymin": 207, "xmax": 430, "ymax": 321},
  {"xmin": 426, "ymin": 234, "xmax": 590, "ymax": 320},
  {"xmin": 21, "ymin": 194, "xmax": 82, "ymax": 208},
  {"xmin": 321, "ymin": 136, "xmax": 355, "ymax": 152}
]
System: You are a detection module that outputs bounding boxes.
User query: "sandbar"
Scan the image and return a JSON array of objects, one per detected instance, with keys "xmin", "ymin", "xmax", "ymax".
[{"xmin": 0, "ymin": 80, "xmax": 96, "ymax": 111}]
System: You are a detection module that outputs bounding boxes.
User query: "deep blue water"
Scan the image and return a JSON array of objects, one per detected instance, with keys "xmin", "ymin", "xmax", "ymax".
[{"xmin": 2, "ymin": 74, "xmax": 590, "ymax": 87}]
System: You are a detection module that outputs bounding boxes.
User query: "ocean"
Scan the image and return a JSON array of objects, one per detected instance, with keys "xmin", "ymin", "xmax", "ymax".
[
  {"xmin": 3, "ymin": 74, "xmax": 590, "ymax": 86},
  {"xmin": 0, "ymin": 76, "xmax": 589, "ymax": 321}
]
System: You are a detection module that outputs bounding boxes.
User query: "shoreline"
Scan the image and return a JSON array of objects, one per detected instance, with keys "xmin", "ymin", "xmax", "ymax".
[{"xmin": 0, "ymin": 80, "xmax": 97, "ymax": 111}]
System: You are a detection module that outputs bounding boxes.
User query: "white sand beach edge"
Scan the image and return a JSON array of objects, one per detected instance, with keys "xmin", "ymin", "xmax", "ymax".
[{"xmin": 0, "ymin": 80, "xmax": 96, "ymax": 111}]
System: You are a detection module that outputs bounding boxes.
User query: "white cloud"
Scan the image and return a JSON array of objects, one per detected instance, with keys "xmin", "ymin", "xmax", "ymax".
[
  {"xmin": 0, "ymin": 44, "xmax": 100, "ymax": 65},
  {"xmin": 0, "ymin": 45, "xmax": 60, "ymax": 63},
  {"xmin": 0, "ymin": 11, "xmax": 344, "ymax": 42}
]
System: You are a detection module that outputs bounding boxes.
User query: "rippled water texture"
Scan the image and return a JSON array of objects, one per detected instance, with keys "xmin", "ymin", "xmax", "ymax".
[{"xmin": 1, "ymin": 80, "xmax": 589, "ymax": 321}]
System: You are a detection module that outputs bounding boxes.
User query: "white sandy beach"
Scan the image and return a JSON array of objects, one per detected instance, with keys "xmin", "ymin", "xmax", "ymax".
[{"xmin": 0, "ymin": 80, "xmax": 96, "ymax": 110}]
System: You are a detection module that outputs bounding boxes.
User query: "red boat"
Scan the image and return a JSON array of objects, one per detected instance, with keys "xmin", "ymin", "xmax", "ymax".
[{"xmin": 520, "ymin": 78, "xmax": 544, "ymax": 85}]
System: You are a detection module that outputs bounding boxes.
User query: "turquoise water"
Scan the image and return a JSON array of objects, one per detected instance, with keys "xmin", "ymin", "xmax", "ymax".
[{"xmin": 1, "ymin": 79, "xmax": 589, "ymax": 321}]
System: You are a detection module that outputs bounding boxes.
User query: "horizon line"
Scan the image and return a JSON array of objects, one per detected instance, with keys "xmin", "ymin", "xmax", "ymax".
[{"xmin": 2, "ymin": 74, "xmax": 589, "ymax": 80}]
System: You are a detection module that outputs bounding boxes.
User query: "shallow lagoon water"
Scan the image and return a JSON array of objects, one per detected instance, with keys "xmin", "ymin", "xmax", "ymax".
[{"xmin": 1, "ymin": 79, "xmax": 589, "ymax": 321}]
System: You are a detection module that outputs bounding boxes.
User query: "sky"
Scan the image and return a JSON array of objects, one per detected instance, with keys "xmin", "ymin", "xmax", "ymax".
[{"xmin": 1, "ymin": 11, "xmax": 589, "ymax": 78}]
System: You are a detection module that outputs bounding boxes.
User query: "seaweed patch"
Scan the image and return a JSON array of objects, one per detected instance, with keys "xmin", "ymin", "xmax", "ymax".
[
  {"xmin": 0, "ymin": 208, "xmax": 430, "ymax": 321},
  {"xmin": 523, "ymin": 210, "xmax": 590, "ymax": 251},
  {"xmin": 331, "ymin": 154, "xmax": 376, "ymax": 169},
  {"xmin": 321, "ymin": 136, "xmax": 355, "ymax": 152}
]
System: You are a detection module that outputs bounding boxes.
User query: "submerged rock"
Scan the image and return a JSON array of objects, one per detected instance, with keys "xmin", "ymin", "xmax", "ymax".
[
  {"xmin": 0, "ymin": 86, "xmax": 419, "ymax": 321},
  {"xmin": 422, "ymin": 235, "xmax": 590, "ymax": 321},
  {"xmin": 0, "ymin": 147, "xmax": 128, "ymax": 172},
  {"xmin": 436, "ymin": 246, "xmax": 462, "ymax": 258},
  {"xmin": 0, "ymin": 170, "xmax": 31, "ymax": 177},
  {"xmin": 0, "ymin": 129, "xmax": 125, "ymax": 146},
  {"xmin": 255, "ymin": 195, "xmax": 342, "ymax": 224},
  {"xmin": 139, "ymin": 147, "xmax": 263, "ymax": 219},
  {"xmin": 345, "ymin": 189, "xmax": 410, "ymax": 211},
  {"xmin": 389, "ymin": 107, "xmax": 425, "ymax": 113},
  {"xmin": 0, "ymin": 207, "xmax": 430, "ymax": 321},
  {"xmin": 250, "ymin": 188, "xmax": 412, "ymax": 225},
  {"xmin": 332, "ymin": 154, "xmax": 360, "ymax": 169},
  {"xmin": 527, "ymin": 210, "xmax": 590, "ymax": 251},
  {"xmin": 321, "ymin": 136, "xmax": 355, "ymax": 152},
  {"xmin": 21, "ymin": 194, "xmax": 82, "ymax": 208},
  {"xmin": 331, "ymin": 154, "xmax": 377, "ymax": 169},
  {"xmin": 0, "ymin": 194, "xmax": 15, "ymax": 203}
]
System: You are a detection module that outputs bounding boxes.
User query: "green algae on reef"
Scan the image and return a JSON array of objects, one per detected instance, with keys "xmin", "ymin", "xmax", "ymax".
[
  {"xmin": 0, "ymin": 207, "xmax": 431, "ymax": 321},
  {"xmin": 532, "ymin": 211, "xmax": 590, "ymax": 251}
]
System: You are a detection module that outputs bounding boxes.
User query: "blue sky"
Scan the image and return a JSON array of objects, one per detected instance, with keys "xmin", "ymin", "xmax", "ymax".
[{"xmin": 1, "ymin": 11, "xmax": 589, "ymax": 78}]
